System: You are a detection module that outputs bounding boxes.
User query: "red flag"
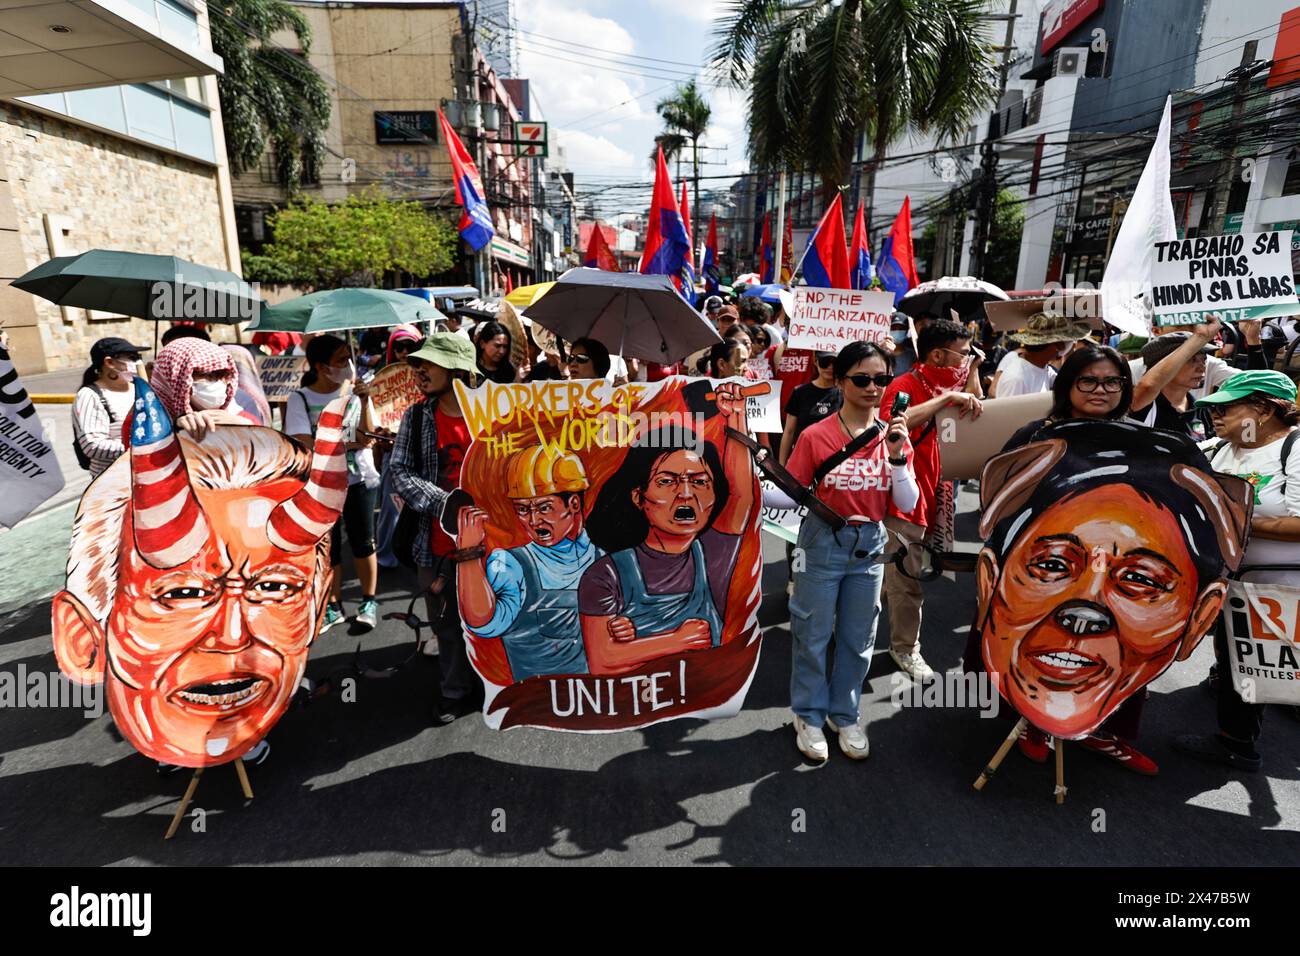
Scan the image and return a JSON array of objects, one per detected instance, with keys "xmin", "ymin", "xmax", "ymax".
[
  {"xmin": 798, "ymin": 194, "xmax": 849, "ymax": 289},
  {"xmin": 780, "ymin": 211, "xmax": 793, "ymax": 283},
  {"xmin": 679, "ymin": 181, "xmax": 695, "ymax": 275},
  {"xmin": 583, "ymin": 223, "xmax": 619, "ymax": 272},
  {"xmin": 702, "ymin": 213, "xmax": 720, "ymax": 294},
  {"xmin": 850, "ymin": 204, "xmax": 875, "ymax": 290},
  {"xmin": 639, "ymin": 147, "xmax": 693, "ymax": 295},
  {"xmin": 759, "ymin": 212, "xmax": 773, "ymax": 282},
  {"xmin": 436, "ymin": 109, "xmax": 494, "ymax": 251},
  {"xmin": 504, "ymin": 272, "xmax": 514, "ymax": 294},
  {"xmin": 875, "ymin": 196, "xmax": 919, "ymax": 303}
]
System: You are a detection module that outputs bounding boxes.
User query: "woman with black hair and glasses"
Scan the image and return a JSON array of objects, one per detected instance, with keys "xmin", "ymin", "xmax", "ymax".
[
  {"xmin": 1002, "ymin": 343, "xmax": 1135, "ymax": 449},
  {"xmin": 768, "ymin": 340, "xmax": 918, "ymax": 762}
]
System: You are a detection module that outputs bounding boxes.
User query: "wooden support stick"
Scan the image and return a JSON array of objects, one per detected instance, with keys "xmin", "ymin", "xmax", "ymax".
[
  {"xmin": 1054, "ymin": 737, "xmax": 1067, "ymax": 805},
  {"xmin": 974, "ymin": 716, "xmax": 1027, "ymax": 791},
  {"xmin": 234, "ymin": 758, "xmax": 254, "ymax": 800},
  {"xmin": 164, "ymin": 768, "xmax": 203, "ymax": 840}
]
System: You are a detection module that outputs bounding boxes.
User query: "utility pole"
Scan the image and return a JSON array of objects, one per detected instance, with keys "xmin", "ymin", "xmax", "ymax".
[
  {"xmin": 773, "ymin": 169, "xmax": 787, "ymax": 283},
  {"xmin": 968, "ymin": 0, "xmax": 1018, "ymax": 279},
  {"xmin": 1212, "ymin": 42, "xmax": 1265, "ymax": 229}
]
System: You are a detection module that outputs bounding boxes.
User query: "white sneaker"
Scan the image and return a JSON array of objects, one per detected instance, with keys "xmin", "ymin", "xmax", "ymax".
[
  {"xmin": 827, "ymin": 718, "xmax": 870, "ymax": 759},
  {"xmin": 890, "ymin": 648, "xmax": 936, "ymax": 683},
  {"xmin": 793, "ymin": 715, "xmax": 829, "ymax": 762}
]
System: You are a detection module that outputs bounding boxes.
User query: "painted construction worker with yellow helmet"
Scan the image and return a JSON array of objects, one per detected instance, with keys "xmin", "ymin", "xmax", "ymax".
[{"xmin": 456, "ymin": 445, "xmax": 602, "ymax": 680}]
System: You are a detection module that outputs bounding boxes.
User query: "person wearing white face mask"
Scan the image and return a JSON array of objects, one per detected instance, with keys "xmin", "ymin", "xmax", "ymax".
[
  {"xmin": 284, "ymin": 334, "xmax": 381, "ymax": 633},
  {"xmin": 147, "ymin": 337, "xmax": 257, "ymax": 440},
  {"xmin": 72, "ymin": 337, "xmax": 149, "ymax": 476}
]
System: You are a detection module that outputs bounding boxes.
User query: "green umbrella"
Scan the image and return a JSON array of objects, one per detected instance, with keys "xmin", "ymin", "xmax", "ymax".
[
  {"xmin": 247, "ymin": 287, "xmax": 446, "ymax": 334},
  {"xmin": 12, "ymin": 249, "xmax": 265, "ymax": 324}
]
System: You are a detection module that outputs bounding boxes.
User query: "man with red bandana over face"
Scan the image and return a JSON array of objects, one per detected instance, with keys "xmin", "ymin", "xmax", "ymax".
[
  {"xmin": 878, "ymin": 318, "xmax": 984, "ymax": 683},
  {"xmin": 50, "ymin": 377, "xmax": 348, "ymax": 767},
  {"xmin": 976, "ymin": 420, "xmax": 1252, "ymax": 741}
]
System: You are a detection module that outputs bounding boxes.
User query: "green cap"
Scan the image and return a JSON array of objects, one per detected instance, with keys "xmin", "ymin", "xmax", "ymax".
[
  {"xmin": 1195, "ymin": 370, "xmax": 1298, "ymax": 407},
  {"xmin": 406, "ymin": 333, "xmax": 478, "ymax": 375}
]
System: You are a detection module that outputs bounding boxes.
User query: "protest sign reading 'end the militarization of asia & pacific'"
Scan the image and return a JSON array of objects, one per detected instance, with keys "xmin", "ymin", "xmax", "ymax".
[
  {"xmin": 1151, "ymin": 230, "xmax": 1298, "ymax": 327},
  {"xmin": 787, "ymin": 287, "xmax": 894, "ymax": 352}
]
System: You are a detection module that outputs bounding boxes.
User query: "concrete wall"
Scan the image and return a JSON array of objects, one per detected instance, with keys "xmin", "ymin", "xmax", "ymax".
[{"xmin": 0, "ymin": 102, "xmax": 230, "ymax": 374}]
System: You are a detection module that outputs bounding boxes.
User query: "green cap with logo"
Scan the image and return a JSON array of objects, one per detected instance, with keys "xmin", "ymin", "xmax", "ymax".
[
  {"xmin": 1195, "ymin": 370, "xmax": 1298, "ymax": 406},
  {"xmin": 406, "ymin": 333, "xmax": 479, "ymax": 375}
]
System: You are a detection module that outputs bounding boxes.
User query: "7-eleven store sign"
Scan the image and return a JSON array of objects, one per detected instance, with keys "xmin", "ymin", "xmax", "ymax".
[{"xmin": 515, "ymin": 122, "xmax": 548, "ymax": 157}]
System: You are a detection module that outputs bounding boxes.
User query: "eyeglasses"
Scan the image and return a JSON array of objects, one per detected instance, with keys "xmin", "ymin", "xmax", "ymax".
[
  {"xmin": 567, "ymin": 354, "xmax": 592, "ymax": 364},
  {"xmin": 816, "ymin": 356, "xmax": 836, "ymax": 368},
  {"xmin": 1074, "ymin": 375, "xmax": 1125, "ymax": 393},
  {"xmin": 844, "ymin": 373, "xmax": 893, "ymax": 388}
]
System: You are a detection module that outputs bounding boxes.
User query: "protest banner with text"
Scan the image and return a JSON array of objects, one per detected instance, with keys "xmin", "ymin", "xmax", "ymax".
[
  {"xmin": 1152, "ymin": 230, "xmax": 1298, "ymax": 327},
  {"xmin": 0, "ymin": 345, "xmax": 63, "ymax": 527},
  {"xmin": 787, "ymin": 287, "xmax": 894, "ymax": 351},
  {"xmin": 368, "ymin": 363, "xmax": 425, "ymax": 432},
  {"xmin": 450, "ymin": 375, "xmax": 763, "ymax": 732},
  {"xmin": 255, "ymin": 355, "xmax": 308, "ymax": 403}
]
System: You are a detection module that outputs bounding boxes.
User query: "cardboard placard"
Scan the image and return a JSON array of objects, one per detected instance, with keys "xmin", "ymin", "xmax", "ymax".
[
  {"xmin": 256, "ymin": 354, "xmax": 308, "ymax": 402},
  {"xmin": 449, "ymin": 375, "xmax": 763, "ymax": 732},
  {"xmin": 936, "ymin": 392, "xmax": 1053, "ymax": 480},
  {"xmin": 787, "ymin": 287, "xmax": 894, "ymax": 351},
  {"xmin": 0, "ymin": 345, "xmax": 64, "ymax": 527},
  {"xmin": 1152, "ymin": 230, "xmax": 1298, "ymax": 327},
  {"xmin": 368, "ymin": 363, "xmax": 424, "ymax": 432},
  {"xmin": 1224, "ymin": 579, "xmax": 1300, "ymax": 705}
]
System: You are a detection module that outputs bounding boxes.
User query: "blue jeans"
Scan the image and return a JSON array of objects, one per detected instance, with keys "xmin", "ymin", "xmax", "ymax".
[{"xmin": 789, "ymin": 513, "xmax": 888, "ymax": 727}]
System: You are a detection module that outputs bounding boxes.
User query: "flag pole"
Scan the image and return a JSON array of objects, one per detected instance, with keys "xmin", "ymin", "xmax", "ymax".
[{"xmin": 774, "ymin": 169, "xmax": 788, "ymax": 286}]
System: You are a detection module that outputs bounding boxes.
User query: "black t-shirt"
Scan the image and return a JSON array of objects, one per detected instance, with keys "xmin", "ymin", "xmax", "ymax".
[
  {"xmin": 478, "ymin": 360, "xmax": 517, "ymax": 385},
  {"xmin": 784, "ymin": 382, "xmax": 842, "ymax": 433},
  {"xmin": 1128, "ymin": 393, "xmax": 1213, "ymax": 443}
]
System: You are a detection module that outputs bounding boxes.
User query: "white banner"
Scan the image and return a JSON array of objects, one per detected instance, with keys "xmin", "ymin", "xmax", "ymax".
[
  {"xmin": 1152, "ymin": 230, "xmax": 1298, "ymax": 327},
  {"xmin": 742, "ymin": 377, "xmax": 782, "ymax": 433},
  {"xmin": 0, "ymin": 346, "xmax": 65, "ymax": 528},
  {"xmin": 787, "ymin": 287, "xmax": 894, "ymax": 352},
  {"xmin": 1224, "ymin": 579, "xmax": 1300, "ymax": 705},
  {"xmin": 759, "ymin": 479, "xmax": 804, "ymax": 544}
]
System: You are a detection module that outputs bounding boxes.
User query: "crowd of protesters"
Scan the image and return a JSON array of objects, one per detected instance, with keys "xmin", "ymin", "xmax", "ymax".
[{"xmin": 70, "ymin": 285, "xmax": 1300, "ymax": 772}]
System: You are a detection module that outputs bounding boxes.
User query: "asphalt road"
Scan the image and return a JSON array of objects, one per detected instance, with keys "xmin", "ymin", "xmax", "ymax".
[{"xmin": 1, "ymin": 490, "xmax": 1297, "ymax": 865}]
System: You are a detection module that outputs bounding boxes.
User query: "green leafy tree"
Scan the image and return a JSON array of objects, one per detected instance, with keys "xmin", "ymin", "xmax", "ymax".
[
  {"xmin": 983, "ymin": 188, "xmax": 1025, "ymax": 290},
  {"xmin": 712, "ymin": 0, "xmax": 998, "ymax": 214},
  {"xmin": 259, "ymin": 188, "xmax": 459, "ymax": 288},
  {"xmin": 653, "ymin": 80, "xmax": 712, "ymax": 232},
  {"xmin": 211, "ymin": 0, "xmax": 331, "ymax": 191}
]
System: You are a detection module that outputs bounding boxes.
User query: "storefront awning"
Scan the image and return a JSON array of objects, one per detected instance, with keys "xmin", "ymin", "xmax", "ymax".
[
  {"xmin": 0, "ymin": 0, "xmax": 223, "ymax": 98},
  {"xmin": 490, "ymin": 237, "xmax": 530, "ymax": 268}
]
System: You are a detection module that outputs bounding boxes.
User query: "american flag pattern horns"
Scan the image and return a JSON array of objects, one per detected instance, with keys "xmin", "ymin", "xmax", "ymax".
[
  {"xmin": 266, "ymin": 396, "xmax": 350, "ymax": 553},
  {"xmin": 129, "ymin": 376, "xmax": 210, "ymax": 569}
]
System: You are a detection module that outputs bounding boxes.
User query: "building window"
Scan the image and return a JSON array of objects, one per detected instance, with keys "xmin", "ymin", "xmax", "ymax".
[{"xmin": 17, "ymin": 82, "xmax": 215, "ymax": 164}]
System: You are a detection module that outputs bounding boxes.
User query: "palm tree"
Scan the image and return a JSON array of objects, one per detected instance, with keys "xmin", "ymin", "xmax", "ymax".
[
  {"xmin": 211, "ymin": 0, "xmax": 332, "ymax": 192},
  {"xmin": 654, "ymin": 80, "xmax": 713, "ymax": 234},
  {"xmin": 711, "ymin": 0, "xmax": 998, "ymax": 226}
]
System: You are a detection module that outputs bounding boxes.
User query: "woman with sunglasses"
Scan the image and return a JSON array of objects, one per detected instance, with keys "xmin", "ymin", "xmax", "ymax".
[
  {"xmin": 986, "ymin": 343, "xmax": 1166, "ymax": 775},
  {"xmin": 772, "ymin": 341, "xmax": 917, "ymax": 762},
  {"xmin": 566, "ymin": 337, "xmax": 611, "ymax": 381},
  {"xmin": 1174, "ymin": 370, "xmax": 1300, "ymax": 772}
]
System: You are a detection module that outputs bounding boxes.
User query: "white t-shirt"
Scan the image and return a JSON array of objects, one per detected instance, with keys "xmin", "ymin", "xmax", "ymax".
[
  {"xmin": 994, "ymin": 351, "xmax": 1056, "ymax": 398},
  {"xmin": 1130, "ymin": 354, "xmax": 1235, "ymax": 400},
  {"xmin": 1203, "ymin": 431, "xmax": 1300, "ymax": 582},
  {"xmin": 283, "ymin": 385, "xmax": 375, "ymax": 487}
]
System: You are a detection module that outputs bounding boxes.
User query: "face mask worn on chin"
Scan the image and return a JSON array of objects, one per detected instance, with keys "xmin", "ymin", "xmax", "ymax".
[
  {"xmin": 190, "ymin": 379, "xmax": 228, "ymax": 410},
  {"xmin": 917, "ymin": 362, "xmax": 969, "ymax": 392}
]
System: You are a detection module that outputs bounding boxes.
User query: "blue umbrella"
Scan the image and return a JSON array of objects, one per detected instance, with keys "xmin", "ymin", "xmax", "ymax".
[{"xmin": 739, "ymin": 283, "xmax": 785, "ymax": 305}]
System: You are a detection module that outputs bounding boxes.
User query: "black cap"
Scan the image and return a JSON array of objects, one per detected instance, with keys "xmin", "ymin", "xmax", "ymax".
[{"xmin": 90, "ymin": 336, "xmax": 150, "ymax": 366}]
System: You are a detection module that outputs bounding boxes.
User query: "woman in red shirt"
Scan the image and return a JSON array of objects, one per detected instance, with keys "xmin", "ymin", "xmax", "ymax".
[{"xmin": 769, "ymin": 341, "xmax": 917, "ymax": 762}]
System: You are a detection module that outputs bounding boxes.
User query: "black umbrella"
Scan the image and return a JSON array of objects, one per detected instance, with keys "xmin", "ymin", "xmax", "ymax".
[{"xmin": 524, "ymin": 268, "xmax": 720, "ymax": 363}]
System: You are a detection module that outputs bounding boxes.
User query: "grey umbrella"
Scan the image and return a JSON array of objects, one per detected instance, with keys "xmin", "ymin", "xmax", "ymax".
[{"xmin": 524, "ymin": 268, "xmax": 720, "ymax": 364}]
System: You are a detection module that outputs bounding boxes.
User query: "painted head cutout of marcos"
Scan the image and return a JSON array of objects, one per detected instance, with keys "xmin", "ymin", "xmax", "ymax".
[
  {"xmin": 51, "ymin": 378, "xmax": 347, "ymax": 766},
  {"xmin": 976, "ymin": 420, "xmax": 1253, "ymax": 740}
]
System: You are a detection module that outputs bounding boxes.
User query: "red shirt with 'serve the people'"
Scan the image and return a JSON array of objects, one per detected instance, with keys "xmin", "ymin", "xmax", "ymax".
[{"xmin": 786, "ymin": 414, "xmax": 914, "ymax": 523}]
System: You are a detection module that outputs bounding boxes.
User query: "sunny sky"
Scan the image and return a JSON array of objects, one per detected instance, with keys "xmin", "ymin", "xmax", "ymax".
[{"xmin": 507, "ymin": 0, "xmax": 749, "ymax": 222}]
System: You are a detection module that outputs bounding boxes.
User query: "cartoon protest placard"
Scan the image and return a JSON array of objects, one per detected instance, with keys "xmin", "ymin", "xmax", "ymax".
[
  {"xmin": 787, "ymin": 287, "xmax": 894, "ymax": 352},
  {"xmin": 1223, "ymin": 580, "xmax": 1300, "ymax": 705},
  {"xmin": 1152, "ymin": 230, "xmax": 1298, "ymax": 327},
  {"xmin": 0, "ymin": 344, "xmax": 64, "ymax": 527},
  {"xmin": 51, "ymin": 378, "xmax": 346, "ymax": 767},
  {"xmin": 759, "ymin": 478, "xmax": 803, "ymax": 544},
  {"xmin": 744, "ymin": 377, "xmax": 782, "ymax": 433},
  {"xmin": 450, "ymin": 375, "xmax": 764, "ymax": 731},
  {"xmin": 368, "ymin": 362, "xmax": 424, "ymax": 432},
  {"xmin": 256, "ymin": 354, "xmax": 308, "ymax": 402},
  {"xmin": 975, "ymin": 420, "xmax": 1252, "ymax": 740}
]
